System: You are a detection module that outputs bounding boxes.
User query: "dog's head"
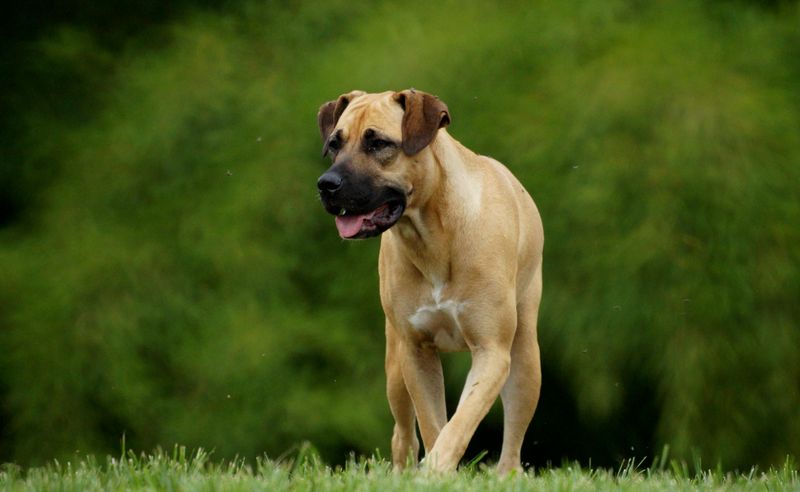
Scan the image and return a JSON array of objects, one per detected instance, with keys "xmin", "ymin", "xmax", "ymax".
[{"xmin": 316, "ymin": 89, "xmax": 450, "ymax": 239}]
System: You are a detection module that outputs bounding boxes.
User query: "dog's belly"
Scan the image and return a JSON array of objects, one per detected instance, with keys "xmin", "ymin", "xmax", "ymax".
[{"xmin": 407, "ymin": 298, "xmax": 469, "ymax": 352}]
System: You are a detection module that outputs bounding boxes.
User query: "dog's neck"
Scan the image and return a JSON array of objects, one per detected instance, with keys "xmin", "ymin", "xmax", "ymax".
[{"xmin": 387, "ymin": 131, "xmax": 482, "ymax": 282}]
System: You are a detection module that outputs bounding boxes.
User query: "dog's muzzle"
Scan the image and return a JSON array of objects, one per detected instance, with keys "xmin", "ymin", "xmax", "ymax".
[{"xmin": 317, "ymin": 171, "xmax": 406, "ymax": 239}]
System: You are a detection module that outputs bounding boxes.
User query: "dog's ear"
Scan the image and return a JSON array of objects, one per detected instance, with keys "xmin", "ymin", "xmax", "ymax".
[
  {"xmin": 393, "ymin": 89, "xmax": 450, "ymax": 156},
  {"xmin": 318, "ymin": 90, "xmax": 365, "ymax": 156}
]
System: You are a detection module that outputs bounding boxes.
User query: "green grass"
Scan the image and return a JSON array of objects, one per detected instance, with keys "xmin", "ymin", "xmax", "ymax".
[{"xmin": 1, "ymin": 446, "xmax": 797, "ymax": 491}]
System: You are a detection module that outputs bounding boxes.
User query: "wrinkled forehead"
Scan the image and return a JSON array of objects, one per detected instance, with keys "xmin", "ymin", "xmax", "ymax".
[{"xmin": 336, "ymin": 92, "xmax": 404, "ymax": 141}]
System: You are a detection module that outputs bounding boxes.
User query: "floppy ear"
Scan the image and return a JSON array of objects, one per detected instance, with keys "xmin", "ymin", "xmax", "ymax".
[
  {"xmin": 317, "ymin": 90, "xmax": 366, "ymax": 156},
  {"xmin": 317, "ymin": 100, "xmax": 339, "ymax": 142},
  {"xmin": 393, "ymin": 89, "xmax": 450, "ymax": 156}
]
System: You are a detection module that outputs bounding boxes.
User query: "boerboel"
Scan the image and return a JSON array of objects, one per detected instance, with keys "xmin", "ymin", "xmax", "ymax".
[{"xmin": 316, "ymin": 89, "xmax": 543, "ymax": 473}]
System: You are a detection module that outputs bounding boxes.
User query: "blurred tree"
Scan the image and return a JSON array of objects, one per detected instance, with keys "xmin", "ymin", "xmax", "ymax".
[{"xmin": 1, "ymin": 0, "xmax": 798, "ymax": 469}]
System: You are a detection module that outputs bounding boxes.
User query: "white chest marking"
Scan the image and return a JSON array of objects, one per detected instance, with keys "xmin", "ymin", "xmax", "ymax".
[
  {"xmin": 408, "ymin": 299, "xmax": 465, "ymax": 328},
  {"xmin": 407, "ymin": 282, "xmax": 468, "ymax": 351}
]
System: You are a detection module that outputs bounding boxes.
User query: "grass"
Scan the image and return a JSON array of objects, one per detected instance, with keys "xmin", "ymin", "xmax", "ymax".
[{"xmin": 0, "ymin": 446, "xmax": 797, "ymax": 491}]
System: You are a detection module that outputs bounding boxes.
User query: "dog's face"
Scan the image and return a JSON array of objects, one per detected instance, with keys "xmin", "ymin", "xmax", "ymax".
[{"xmin": 316, "ymin": 90, "xmax": 450, "ymax": 239}]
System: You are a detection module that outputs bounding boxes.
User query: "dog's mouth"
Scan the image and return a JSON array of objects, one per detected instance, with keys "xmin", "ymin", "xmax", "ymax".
[{"xmin": 333, "ymin": 199, "xmax": 405, "ymax": 239}]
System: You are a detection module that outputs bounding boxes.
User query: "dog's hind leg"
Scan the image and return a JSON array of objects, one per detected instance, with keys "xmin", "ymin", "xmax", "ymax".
[
  {"xmin": 497, "ymin": 267, "xmax": 542, "ymax": 474},
  {"xmin": 385, "ymin": 319, "xmax": 419, "ymax": 469}
]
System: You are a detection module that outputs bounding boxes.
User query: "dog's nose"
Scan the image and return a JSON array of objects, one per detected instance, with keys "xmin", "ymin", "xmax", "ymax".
[{"xmin": 317, "ymin": 172, "xmax": 343, "ymax": 193}]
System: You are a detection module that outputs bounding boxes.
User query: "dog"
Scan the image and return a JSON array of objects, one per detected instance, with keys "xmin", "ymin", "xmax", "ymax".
[{"xmin": 316, "ymin": 89, "xmax": 543, "ymax": 473}]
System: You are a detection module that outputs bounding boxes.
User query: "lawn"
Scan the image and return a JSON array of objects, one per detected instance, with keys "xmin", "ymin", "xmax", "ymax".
[{"xmin": 1, "ymin": 446, "xmax": 797, "ymax": 491}]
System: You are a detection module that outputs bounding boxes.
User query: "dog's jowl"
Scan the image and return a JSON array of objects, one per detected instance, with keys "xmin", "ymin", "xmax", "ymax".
[{"xmin": 316, "ymin": 89, "xmax": 544, "ymax": 473}]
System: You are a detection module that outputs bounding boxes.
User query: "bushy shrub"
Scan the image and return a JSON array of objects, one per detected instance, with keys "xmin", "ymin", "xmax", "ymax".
[{"xmin": 1, "ymin": 0, "xmax": 798, "ymax": 469}]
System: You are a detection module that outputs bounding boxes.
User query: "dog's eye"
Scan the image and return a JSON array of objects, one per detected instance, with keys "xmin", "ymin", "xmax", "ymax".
[
  {"xmin": 327, "ymin": 138, "xmax": 341, "ymax": 152},
  {"xmin": 367, "ymin": 139, "xmax": 392, "ymax": 153}
]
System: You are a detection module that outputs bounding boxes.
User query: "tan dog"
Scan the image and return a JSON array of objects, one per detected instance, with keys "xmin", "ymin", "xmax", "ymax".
[{"xmin": 316, "ymin": 90, "xmax": 543, "ymax": 473}]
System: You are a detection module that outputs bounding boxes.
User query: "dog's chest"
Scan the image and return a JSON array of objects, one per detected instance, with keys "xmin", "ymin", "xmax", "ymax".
[{"xmin": 406, "ymin": 282, "xmax": 468, "ymax": 352}]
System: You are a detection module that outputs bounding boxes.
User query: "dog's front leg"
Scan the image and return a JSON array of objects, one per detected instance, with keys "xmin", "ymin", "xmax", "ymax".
[
  {"xmin": 426, "ymin": 346, "xmax": 510, "ymax": 471},
  {"xmin": 400, "ymin": 343, "xmax": 448, "ymax": 456},
  {"xmin": 385, "ymin": 320, "xmax": 419, "ymax": 469}
]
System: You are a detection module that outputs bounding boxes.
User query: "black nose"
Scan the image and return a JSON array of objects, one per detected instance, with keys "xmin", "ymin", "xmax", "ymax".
[{"xmin": 317, "ymin": 172, "xmax": 343, "ymax": 193}]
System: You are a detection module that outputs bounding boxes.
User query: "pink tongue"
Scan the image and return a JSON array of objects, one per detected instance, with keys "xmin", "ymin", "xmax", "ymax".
[
  {"xmin": 334, "ymin": 204, "xmax": 389, "ymax": 238},
  {"xmin": 335, "ymin": 214, "xmax": 369, "ymax": 238}
]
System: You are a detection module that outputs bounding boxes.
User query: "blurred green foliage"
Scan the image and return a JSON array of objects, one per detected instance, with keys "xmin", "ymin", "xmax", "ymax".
[{"xmin": 1, "ymin": 0, "xmax": 799, "ymax": 470}]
